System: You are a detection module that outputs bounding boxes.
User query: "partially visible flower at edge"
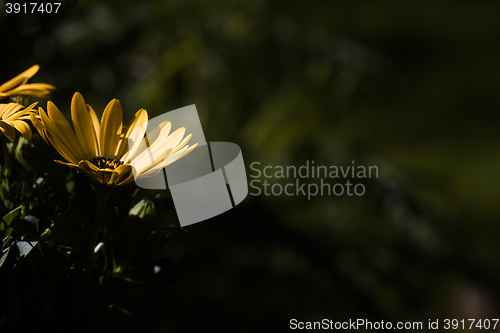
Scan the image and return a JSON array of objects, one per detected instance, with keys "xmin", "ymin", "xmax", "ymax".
[
  {"xmin": 0, "ymin": 102, "xmax": 37, "ymax": 141},
  {"xmin": 0, "ymin": 65, "xmax": 56, "ymax": 100},
  {"xmin": 31, "ymin": 92, "xmax": 197, "ymax": 188}
]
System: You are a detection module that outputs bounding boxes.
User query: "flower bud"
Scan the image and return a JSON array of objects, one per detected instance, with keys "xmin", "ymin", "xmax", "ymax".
[
  {"xmin": 14, "ymin": 134, "xmax": 44, "ymax": 170},
  {"xmin": 128, "ymin": 199, "xmax": 155, "ymax": 220},
  {"xmin": 10, "ymin": 96, "xmax": 30, "ymax": 106}
]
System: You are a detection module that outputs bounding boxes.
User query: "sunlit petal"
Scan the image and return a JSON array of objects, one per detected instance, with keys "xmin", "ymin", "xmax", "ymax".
[{"xmin": 119, "ymin": 109, "xmax": 148, "ymax": 161}]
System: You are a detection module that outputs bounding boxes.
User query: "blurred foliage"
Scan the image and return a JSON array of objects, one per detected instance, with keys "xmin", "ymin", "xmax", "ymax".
[
  {"xmin": 0, "ymin": 126, "xmax": 182, "ymax": 331},
  {"xmin": 2, "ymin": 0, "xmax": 500, "ymax": 332}
]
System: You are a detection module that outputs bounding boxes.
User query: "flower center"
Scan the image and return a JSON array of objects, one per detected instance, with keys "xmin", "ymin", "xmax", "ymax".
[{"xmin": 92, "ymin": 156, "xmax": 124, "ymax": 170}]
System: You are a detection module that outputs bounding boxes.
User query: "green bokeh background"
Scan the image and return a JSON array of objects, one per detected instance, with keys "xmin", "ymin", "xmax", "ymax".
[{"xmin": 2, "ymin": 0, "xmax": 500, "ymax": 331}]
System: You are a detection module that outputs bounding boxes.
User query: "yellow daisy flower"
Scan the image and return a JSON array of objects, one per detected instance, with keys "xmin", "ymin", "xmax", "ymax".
[
  {"xmin": 0, "ymin": 65, "xmax": 55, "ymax": 100},
  {"xmin": 31, "ymin": 92, "xmax": 197, "ymax": 188},
  {"xmin": 0, "ymin": 102, "xmax": 37, "ymax": 141}
]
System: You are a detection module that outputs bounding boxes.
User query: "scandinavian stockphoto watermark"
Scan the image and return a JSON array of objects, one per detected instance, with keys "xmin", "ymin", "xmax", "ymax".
[
  {"xmin": 249, "ymin": 160, "xmax": 378, "ymax": 199},
  {"xmin": 128, "ymin": 105, "xmax": 377, "ymax": 226}
]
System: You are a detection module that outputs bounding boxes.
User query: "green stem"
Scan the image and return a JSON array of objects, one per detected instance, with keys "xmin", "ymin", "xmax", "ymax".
[
  {"xmin": 89, "ymin": 189, "xmax": 110, "ymax": 261},
  {"xmin": 75, "ymin": 189, "xmax": 111, "ymax": 312}
]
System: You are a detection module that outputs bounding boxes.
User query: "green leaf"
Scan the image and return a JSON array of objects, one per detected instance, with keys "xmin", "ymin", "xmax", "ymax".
[
  {"xmin": 0, "ymin": 197, "xmax": 7, "ymax": 216},
  {"xmin": 0, "ymin": 206, "xmax": 21, "ymax": 232}
]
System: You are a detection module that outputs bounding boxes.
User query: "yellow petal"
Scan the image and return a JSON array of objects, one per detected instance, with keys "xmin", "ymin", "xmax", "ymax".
[
  {"xmin": 40, "ymin": 105, "xmax": 83, "ymax": 164},
  {"xmin": 15, "ymin": 65, "xmax": 40, "ymax": 81},
  {"xmin": 3, "ymin": 102, "xmax": 37, "ymax": 120},
  {"xmin": 0, "ymin": 65, "xmax": 38, "ymax": 93},
  {"xmin": 45, "ymin": 132, "xmax": 81, "ymax": 165},
  {"xmin": 78, "ymin": 159, "xmax": 101, "ymax": 171},
  {"xmin": 133, "ymin": 147, "xmax": 173, "ymax": 175},
  {"xmin": 137, "ymin": 143, "xmax": 195, "ymax": 176},
  {"xmin": 5, "ymin": 83, "xmax": 56, "ymax": 97},
  {"xmin": 128, "ymin": 121, "xmax": 171, "ymax": 162},
  {"xmin": 44, "ymin": 102, "xmax": 86, "ymax": 158},
  {"xmin": 54, "ymin": 160, "xmax": 79, "ymax": 168},
  {"xmin": 131, "ymin": 125, "xmax": 184, "ymax": 169},
  {"xmin": 156, "ymin": 126, "xmax": 186, "ymax": 151},
  {"xmin": 109, "ymin": 164, "xmax": 134, "ymax": 186},
  {"xmin": 135, "ymin": 166, "xmax": 164, "ymax": 179},
  {"xmin": 142, "ymin": 143, "xmax": 197, "ymax": 176},
  {"xmin": 119, "ymin": 109, "xmax": 149, "ymax": 161},
  {"xmin": 71, "ymin": 93, "xmax": 99, "ymax": 159},
  {"xmin": 0, "ymin": 103, "xmax": 23, "ymax": 119},
  {"xmin": 0, "ymin": 104, "xmax": 6, "ymax": 118},
  {"xmin": 170, "ymin": 132, "xmax": 192, "ymax": 154},
  {"xmin": 100, "ymin": 99, "xmax": 123, "ymax": 157},
  {"xmin": 30, "ymin": 114, "xmax": 49, "ymax": 144},
  {"xmin": 77, "ymin": 160, "xmax": 111, "ymax": 185},
  {"xmin": 87, "ymin": 104, "xmax": 101, "ymax": 150},
  {"xmin": 143, "ymin": 121, "xmax": 170, "ymax": 147},
  {"xmin": 0, "ymin": 120, "xmax": 16, "ymax": 141},
  {"xmin": 12, "ymin": 120, "xmax": 32, "ymax": 140},
  {"xmin": 181, "ymin": 143, "xmax": 198, "ymax": 158},
  {"xmin": 0, "ymin": 77, "xmax": 25, "ymax": 93}
]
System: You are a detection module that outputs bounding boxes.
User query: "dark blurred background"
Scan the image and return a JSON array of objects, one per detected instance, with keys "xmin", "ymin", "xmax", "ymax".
[{"xmin": 2, "ymin": 0, "xmax": 500, "ymax": 331}]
